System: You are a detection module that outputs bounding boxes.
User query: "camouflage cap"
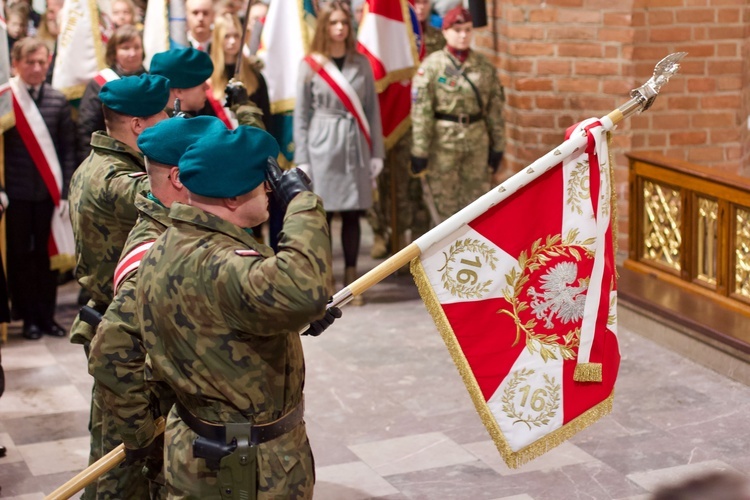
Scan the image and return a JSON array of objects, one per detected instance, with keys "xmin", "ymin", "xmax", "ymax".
[
  {"xmin": 137, "ymin": 116, "xmax": 227, "ymax": 166},
  {"xmin": 100, "ymin": 74, "xmax": 170, "ymax": 117},
  {"xmin": 442, "ymin": 6, "xmax": 472, "ymax": 29},
  {"xmin": 179, "ymin": 125, "xmax": 280, "ymax": 198},
  {"xmin": 150, "ymin": 48, "xmax": 214, "ymax": 89}
]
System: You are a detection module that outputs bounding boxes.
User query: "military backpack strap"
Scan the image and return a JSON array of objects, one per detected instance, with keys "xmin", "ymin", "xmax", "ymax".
[
  {"xmin": 113, "ymin": 239, "xmax": 156, "ymax": 294},
  {"xmin": 448, "ymin": 56, "xmax": 485, "ymax": 117}
]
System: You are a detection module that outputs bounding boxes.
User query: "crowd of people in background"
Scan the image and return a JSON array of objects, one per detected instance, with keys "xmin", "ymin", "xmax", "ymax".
[{"xmin": 1, "ymin": 0, "xmax": 473, "ymax": 335}]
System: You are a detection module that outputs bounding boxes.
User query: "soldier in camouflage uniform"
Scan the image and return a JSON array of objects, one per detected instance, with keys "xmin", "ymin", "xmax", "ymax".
[
  {"xmin": 368, "ymin": 0, "xmax": 445, "ymax": 257},
  {"xmin": 136, "ymin": 125, "xmax": 337, "ymax": 499},
  {"xmin": 87, "ymin": 116, "xmax": 228, "ymax": 498},
  {"xmin": 68, "ymin": 74, "xmax": 170, "ymax": 499},
  {"xmin": 410, "ymin": 6, "xmax": 505, "ymax": 220}
]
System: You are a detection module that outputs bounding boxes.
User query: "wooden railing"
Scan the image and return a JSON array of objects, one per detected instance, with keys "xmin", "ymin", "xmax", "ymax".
[{"xmin": 625, "ymin": 152, "xmax": 750, "ymax": 317}]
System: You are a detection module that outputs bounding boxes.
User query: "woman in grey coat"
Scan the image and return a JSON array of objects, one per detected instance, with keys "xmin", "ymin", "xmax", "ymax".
[{"xmin": 294, "ymin": 1, "xmax": 385, "ymax": 302}]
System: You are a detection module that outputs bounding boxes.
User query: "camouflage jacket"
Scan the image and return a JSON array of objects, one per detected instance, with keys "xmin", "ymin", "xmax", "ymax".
[
  {"xmin": 69, "ymin": 131, "xmax": 149, "ymax": 345},
  {"xmin": 423, "ymin": 24, "xmax": 446, "ymax": 57},
  {"xmin": 411, "ymin": 49, "xmax": 506, "ymax": 159},
  {"xmin": 136, "ymin": 192, "xmax": 332, "ymax": 424},
  {"xmin": 88, "ymin": 193, "xmax": 174, "ymax": 449}
]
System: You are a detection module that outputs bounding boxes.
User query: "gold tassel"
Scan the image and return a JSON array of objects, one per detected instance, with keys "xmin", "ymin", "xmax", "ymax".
[
  {"xmin": 50, "ymin": 253, "xmax": 76, "ymax": 273},
  {"xmin": 574, "ymin": 363, "xmax": 603, "ymax": 382}
]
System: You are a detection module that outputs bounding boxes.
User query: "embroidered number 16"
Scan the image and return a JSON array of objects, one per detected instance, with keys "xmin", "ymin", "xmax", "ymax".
[{"xmin": 519, "ymin": 385, "xmax": 547, "ymax": 412}]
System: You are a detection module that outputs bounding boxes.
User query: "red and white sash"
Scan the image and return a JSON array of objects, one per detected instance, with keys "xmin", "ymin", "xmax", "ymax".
[
  {"xmin": 93, "ymin": 68, "xmax": 120, "ymax": 87},
  {"xmin": 303, "ymin": 53, "xmax": 372, "ymax": 150},
  {"xmin": 113, "ymin": 240, "xmax": 156, "ymax": 293},
  {"xmin": 205, "ymin": 87, "xmax": 237, "ymax": 129},
  {"xmin": 9, "ymin": 77, "xmax": 75, "ymax": 271}
]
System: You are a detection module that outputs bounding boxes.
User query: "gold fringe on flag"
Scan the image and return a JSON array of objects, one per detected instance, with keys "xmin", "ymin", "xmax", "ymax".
[{"xmin": 411, "ymin": 257, "xmax": 615, "ymax": 468}]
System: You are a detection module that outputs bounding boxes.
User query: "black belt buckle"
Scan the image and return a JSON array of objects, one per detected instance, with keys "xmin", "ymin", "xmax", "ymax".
[{"xmin": 458, "ymin": 113, "xmax": 470, "ymax": 125}]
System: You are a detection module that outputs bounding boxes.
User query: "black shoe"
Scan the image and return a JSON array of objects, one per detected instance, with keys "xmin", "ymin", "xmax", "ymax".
[
  {"xmin": 22, "ymin": 324, "xmax": 43, "ymax": 340},
  {"xmin": 42, "ymin": 321, "xmax": 67, "ymax": 337},
  {"xmin": 0, "ymin": 445, "xmax": 7, "ymax": 457}
]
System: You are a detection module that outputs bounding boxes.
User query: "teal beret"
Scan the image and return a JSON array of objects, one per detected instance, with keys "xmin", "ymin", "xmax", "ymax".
[
  {"xmin": 150, "ymin": 48, "xmax": 213, "ymax": 89},
  {"xmin": 179, "ymin": 126, "xmax": 280, "ymax": 198},
  {"xmin": 100, "ymin": 74, "xmax": 170, "ymax": 117},
  {"xmin": 137, "ymin": 116, "xmax": 227, "ymax": 166}
]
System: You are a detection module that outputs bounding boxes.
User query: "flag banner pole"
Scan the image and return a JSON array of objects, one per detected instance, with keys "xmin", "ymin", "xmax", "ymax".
[
  {"xmin": 44, "ymin": 417, "xmax": 166, "ymax": 500},
  {"xmin": 330, "ymin": 51, "xmax": 686, "ymax": 309}
]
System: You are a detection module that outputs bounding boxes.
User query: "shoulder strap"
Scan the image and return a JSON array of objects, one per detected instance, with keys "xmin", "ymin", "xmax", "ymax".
[{"xmin": 449, "ymin": 56, "xmax": 484, "ymax": 116}]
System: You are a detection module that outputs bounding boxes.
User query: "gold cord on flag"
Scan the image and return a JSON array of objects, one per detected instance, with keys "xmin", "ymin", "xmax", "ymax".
[{"xmin": 411, "ymin": 256, "xmax": 616, "ymax": 468}]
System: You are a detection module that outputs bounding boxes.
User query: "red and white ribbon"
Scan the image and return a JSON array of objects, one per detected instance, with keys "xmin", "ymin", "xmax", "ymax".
[
  {"xmin": 304, "ymin": 53, "xmax": 372, "ymax": 150},
  {"xmin": 113, "ymin": 240, "xmax": 155, "ymax": 293}
]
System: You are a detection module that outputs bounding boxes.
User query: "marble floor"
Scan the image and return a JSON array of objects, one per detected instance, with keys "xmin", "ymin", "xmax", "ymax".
[{"xmin": 1, "ymin": 227, "xmax": 749, "ymax": 499}]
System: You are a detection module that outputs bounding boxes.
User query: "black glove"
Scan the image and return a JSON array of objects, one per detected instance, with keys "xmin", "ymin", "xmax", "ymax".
[
  {"xmin": 302, "ymin": 306, "xmax": 342, "ymax": 336},
  {"xmin": 122, "ymin": 435, "xmax": 161, "ymax": 466},
  {"xmin": 225, "ymin": 79, "xmax": 249, "ymax": 108},
  {"xmin": 410, "ymin": 156, "xmax": 428, "ymax": 177},
  {"xmin": 265, "ymin": 156, "xmax": 313, "ymax": 212},
  {"xmin": 488, "ymin": 150, "xmax": 504, "ymax": 174}
]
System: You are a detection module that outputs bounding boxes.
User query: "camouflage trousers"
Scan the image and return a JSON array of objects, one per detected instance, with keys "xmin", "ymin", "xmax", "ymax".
[
  {"xmin": 164, "ymin": 405, "xmax": 315, "ymax": 499},
  {"xmin": 83, "ymin": 381, "xmax": 163, "ymax": 499},
  {"xmin": 367, "ymin": 131, "xmax": 431, "ymax": 249},
  {"xmin": 426, "ymin": 130, "xmax": 491, "ymax": 221}
]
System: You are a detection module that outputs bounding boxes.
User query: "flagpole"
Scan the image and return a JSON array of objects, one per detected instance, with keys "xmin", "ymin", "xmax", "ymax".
[
  {"xmin": 44, "ymin": 418, "xmax": 166, "ymax": 500},
  {"xmin": 330, "ymin": 52, "xmax": 687, "ymax": 308}
]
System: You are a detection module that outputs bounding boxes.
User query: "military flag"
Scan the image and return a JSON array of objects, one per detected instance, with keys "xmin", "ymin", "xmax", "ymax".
[
  {"xmin": 142, "ymin": 0, "xmax": 188, "ymax": 68},
  {"xmin": 356, "ymin": 0, "xmax": 420, "ymax": 147},
  {"xmin": 51, "ymin": 0, "xmax": 113, "ymax": 100},
  {"xmin": 410, "ymin": 118, "xmax": 619, "ymax": 468},
  {"xmin": 256, "ymin": 0, "xmax": 316, "ymax": 164}
]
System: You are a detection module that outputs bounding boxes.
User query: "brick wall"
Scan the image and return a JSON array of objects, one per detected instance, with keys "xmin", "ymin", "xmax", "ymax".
[{"xmin": 472, "ymin": 0, "xmax": 750, "ymax": 251}]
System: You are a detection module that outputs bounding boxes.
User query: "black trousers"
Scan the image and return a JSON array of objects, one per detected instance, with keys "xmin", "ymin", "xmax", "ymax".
[{"xmin": 6, "ymin": 198, "xmax": 58, "ymax": 327}]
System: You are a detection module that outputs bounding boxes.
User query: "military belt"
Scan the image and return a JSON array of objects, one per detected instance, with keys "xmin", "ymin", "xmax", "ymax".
[
  {"xmin": 177, "ymin": 400, "xmax": 304, "ymax": 445},
  {"xmin": 434, "ymin": 112, "xmax": 483, "ymax": 125}
]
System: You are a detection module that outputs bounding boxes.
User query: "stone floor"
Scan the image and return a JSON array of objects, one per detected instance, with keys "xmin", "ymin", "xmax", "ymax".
[{"xmin": 0, "ymin": 224, "xmax": 748, "ymax": 499}]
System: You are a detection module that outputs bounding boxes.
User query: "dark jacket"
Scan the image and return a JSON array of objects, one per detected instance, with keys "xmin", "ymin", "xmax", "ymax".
[
  {"xmin": 76, "ymin": 66, "xmax": 146, "ymax": 164},
  {"xmin": 4, "ymin": 82, "xmax": 76, "ymax": 201}
]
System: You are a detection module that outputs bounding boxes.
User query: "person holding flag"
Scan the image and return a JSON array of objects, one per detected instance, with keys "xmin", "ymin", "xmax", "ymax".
[
  {"xmin": 149, "ymin": 47, "xmax": 214, "ymax": 117},
  {"xmin": 4, "ymin": 37, "xmax": 75, "ymax": 340},
  {"xmin": 294, "ymin": 0, "xmax": 385, "ymax": 300},
  {"xmin": 410, "ymin": 5, "xmax": 505, "ymax": 221}
]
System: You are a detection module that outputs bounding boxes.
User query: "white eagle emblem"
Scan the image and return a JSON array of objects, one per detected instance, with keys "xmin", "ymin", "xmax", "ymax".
[{"xmin": 527, "ymin": 261, "xmax": 589, "ymax": 329}]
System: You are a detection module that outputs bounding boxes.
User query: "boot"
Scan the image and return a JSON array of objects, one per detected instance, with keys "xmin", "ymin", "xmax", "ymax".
[
  {"xmin": 370, "ymin": 233, "xmax": 389, "ymax": 259},
  {"xmin": 345, "ymin": 267, "xmax": 364, "ymax": 306}
]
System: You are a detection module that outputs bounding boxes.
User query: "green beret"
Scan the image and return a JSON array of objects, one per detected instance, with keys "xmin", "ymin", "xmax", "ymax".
[
  {"xmin": 179, "ymin": 126, "xmax": 280, "ymax": 198},
  {"xmin": 150, "ymin": 48, "xmax": 214, "ymax": 89},
  {"xmin": 137, "ymin": 116, "xmax": 227, "ymax": 166},
  {"xmin": 100, "ymin": 74, "xmax": 170, "ymax": 117}
]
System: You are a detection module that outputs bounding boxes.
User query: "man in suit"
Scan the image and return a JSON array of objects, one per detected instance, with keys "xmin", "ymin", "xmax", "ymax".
[
  {"xmin": 186, "ymin": 0, "xmax": 213, "ymax": 52},
  {"xmin": 4, "ymin": 36, "xmax": 75, "ymax": 340}
]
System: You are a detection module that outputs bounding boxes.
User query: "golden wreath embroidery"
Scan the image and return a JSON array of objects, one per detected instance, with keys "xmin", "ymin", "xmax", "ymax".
[
  {"xmin": 499, "ymin": 229, "xmax": 595, "ymax": 363},
  {"xmin": 438, "ymin": 238, "xmax": 499, "ymax": 299},
  {"xmin": 501, "ymin": 369, "xmax": 561, "ymax": 430}
]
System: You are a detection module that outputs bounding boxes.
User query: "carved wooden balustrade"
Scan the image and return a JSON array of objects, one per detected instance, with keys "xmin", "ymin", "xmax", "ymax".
[{"xmin": 625, "ymin": 152, "xmax": 750, "ymax": 319}]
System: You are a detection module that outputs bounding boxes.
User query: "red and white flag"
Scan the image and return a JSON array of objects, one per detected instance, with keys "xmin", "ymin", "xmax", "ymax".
[
  {"xmin": 411, "ymin": 118, "xmax": 619, "ymax": 468},
  {"xmin": 356, "ymin": 0, "xmax": 419, "ymax": 148}
]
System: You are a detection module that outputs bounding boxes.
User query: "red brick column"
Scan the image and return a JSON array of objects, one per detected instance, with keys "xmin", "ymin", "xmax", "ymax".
[{"xmin": 471, "ymin": 0, "xmax": 750, "ymax": 251}]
